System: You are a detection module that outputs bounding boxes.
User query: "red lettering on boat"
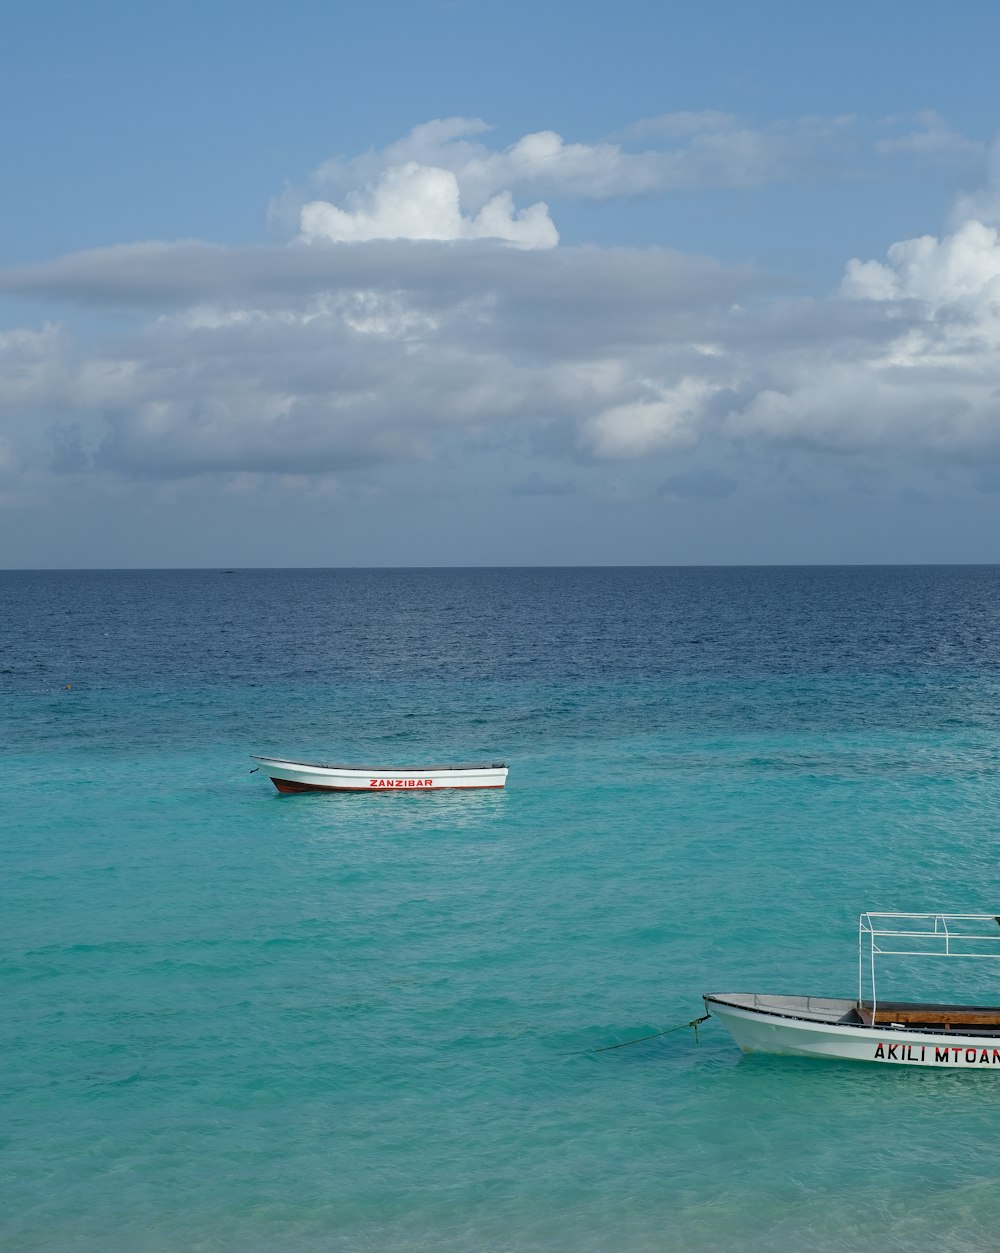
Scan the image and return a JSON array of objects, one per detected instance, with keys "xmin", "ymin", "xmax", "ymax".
[
  {"xmin": 367, "ymin": 776, "xmax": 435, "ymax": 790},
  {"xmin": 935, "ymin": 1046, "xmax": 950, "ymax": 1062}
]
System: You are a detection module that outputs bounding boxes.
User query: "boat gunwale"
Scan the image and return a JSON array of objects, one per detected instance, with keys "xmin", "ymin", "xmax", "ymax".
[
  {"xmin": 251, "ymin": 755, "xmax": 507, "ymax": 773},
  {"xmin": 704, "ymin": 993, "xmax": 1000, "ymax": 1037}
]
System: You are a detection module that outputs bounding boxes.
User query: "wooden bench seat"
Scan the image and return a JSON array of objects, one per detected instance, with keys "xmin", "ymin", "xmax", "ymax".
[{"xmin": 857, "ymin": 1001, "xmax": 1000, "ymax": 1029}]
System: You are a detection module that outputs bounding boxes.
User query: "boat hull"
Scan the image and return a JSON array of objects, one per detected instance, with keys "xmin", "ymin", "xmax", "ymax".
[
  {"xmin": 705, "ymin": 994, "xmax": 1000, "ymax": 1068},
  {"xmin": 252, "ymin": 756, "xmax": 508, "ymax": 794}
]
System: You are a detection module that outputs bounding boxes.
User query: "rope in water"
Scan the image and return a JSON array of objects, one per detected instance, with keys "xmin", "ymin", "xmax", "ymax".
[{"xmin": 586, "ymin": 1012, "xmax": 712, "ymax": 1054}]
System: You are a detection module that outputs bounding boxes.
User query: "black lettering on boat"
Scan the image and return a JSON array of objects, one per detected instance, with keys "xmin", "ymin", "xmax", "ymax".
[
  {"xmin": 886, "ymin": 1044, "xmax": 898, "ymax": 1060},
  {"xmin": 935, "ymin": 1046, "xmax": 950, "ymax": 1062},
  {"xmin": 874, "ymin": 1043, "xmax": 885, "ymax": 1059},
  {"xmin": 966, "ymin": 1049, "xmax": 979, "ymax": 1064}
]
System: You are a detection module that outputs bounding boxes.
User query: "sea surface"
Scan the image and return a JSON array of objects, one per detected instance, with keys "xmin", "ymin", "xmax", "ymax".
[{"xmin": 4, "ymin": 566, "xmax": 1000, "ymax": 1252}]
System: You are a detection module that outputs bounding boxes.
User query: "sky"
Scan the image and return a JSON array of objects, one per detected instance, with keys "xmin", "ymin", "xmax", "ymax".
[{"xmin": 3, "ymin": 0, "xmax": 1000, "ymax": 567}]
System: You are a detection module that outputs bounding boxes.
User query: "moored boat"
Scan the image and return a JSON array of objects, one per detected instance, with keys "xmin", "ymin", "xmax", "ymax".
[
  {"xmin": 251, "ymin": 755, "xmax": 508, "ymax": 794},
  {"xmin": 705, "ymin": 913, "xmax": 1000, "ymax": 1068}
]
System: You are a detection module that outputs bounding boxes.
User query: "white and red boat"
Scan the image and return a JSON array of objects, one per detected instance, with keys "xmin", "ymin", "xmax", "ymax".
[
  {"xmin": 705, "ymin": 913, "xmax": 1000, "ymax": 1068},
  {"xmin": 251, "ymin": 755, "xmax": 508, "ymax": 794}
]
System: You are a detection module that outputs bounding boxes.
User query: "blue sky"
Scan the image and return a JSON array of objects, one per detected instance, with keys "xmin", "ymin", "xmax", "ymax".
[{"xmin": 3, "ymin": 0, "xmax": 1000, "ymax": 566}]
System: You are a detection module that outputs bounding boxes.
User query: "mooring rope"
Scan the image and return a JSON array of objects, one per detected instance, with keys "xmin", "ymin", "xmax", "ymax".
[{"xmin": 584, "ymin": 1012, "xmax": 712, "ymax": 1055}]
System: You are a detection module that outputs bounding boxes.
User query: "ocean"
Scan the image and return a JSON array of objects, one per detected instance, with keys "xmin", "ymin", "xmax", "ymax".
[{"xmin": 4, "ymin": 566, "xmax": 1000, "ymax": 1252}]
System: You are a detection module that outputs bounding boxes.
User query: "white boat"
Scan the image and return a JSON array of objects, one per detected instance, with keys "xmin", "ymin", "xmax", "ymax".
[
  {"xmin": 705, "ymin": 913, "xmax": 1000, "ymax": 1068},
  {"xmin": 251, "ymin": 755, "xmax": 508, "ymax": 794}
]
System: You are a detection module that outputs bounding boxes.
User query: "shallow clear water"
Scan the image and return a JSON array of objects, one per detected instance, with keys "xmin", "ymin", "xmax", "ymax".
[{"xmin": 4, "ymin": 567, "xmax": 1000, "ymax": 1251}]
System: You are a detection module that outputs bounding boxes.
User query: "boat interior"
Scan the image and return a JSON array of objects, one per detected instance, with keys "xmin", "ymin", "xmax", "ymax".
[{"xmin": 707, "ymin": 993, "xmax": 1000, "ymax": 1033}]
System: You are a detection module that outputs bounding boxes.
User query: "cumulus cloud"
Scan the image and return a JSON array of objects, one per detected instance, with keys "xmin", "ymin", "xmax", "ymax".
[
  {"xmin": 299, "ymin": 161, "xmax": 558, "ymax": 248},
  {"xmin": 841, "ymin": 218, "xmax": 1000, "ymax": 310},
  {"xmin": 725, "ymin": 203, "xmax": 1000, "ymax": 459}
]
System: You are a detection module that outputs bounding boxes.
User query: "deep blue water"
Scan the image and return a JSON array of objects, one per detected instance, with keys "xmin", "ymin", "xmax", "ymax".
[{"xmin": 4, "ymin": 567, "xmax": 1000, "ymax": 1251}]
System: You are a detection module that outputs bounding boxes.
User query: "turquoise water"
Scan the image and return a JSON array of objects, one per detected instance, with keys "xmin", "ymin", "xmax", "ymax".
[{"xmin": 4, "ymin": 567, "xmax": 1000, "ymax": 1251}]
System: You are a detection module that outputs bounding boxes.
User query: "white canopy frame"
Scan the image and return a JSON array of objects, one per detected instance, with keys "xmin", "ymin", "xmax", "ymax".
[{"xmin": 858, "ymin": 912, "xmax": 1000, "ymax": 1018}]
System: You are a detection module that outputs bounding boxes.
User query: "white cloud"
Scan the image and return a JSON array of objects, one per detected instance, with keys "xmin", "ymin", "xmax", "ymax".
[
  {"xmin": 280, "ymin": 108, "xmax": 978, "ymax": 229},
  {"xmin": 4, "ymin": 114, "xmax": 1000, "ymax": 511},
  {"xmin": 298, "ymin": 161, "xmax": 558, "ymax": 249},
  {"xmin": 296, "ymin": 114, "xmax": 790, "ymax": 221},
  {"xmin": 294, "ymin": 118, "xmax": 657, "ymax": 214},
  {"xmin": 842, "ymin": 218, "xmax": 1000, "ymax": 311},
  {"xmin": 5, "ymin": 206, "xmax": 1000, "ymax": 495},
  {"xmin": 580, "ymin": 379, "xmax": 716, "ymax": 458},
  {"xmin": 726, "ymin": 203, "xmax": 1000, "ymax": 459}
]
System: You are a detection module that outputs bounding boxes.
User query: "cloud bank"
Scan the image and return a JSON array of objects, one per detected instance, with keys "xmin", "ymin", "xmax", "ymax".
[{"xmin": 1, "ymin": 116, "xmax": 999, "ymax": 514}]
